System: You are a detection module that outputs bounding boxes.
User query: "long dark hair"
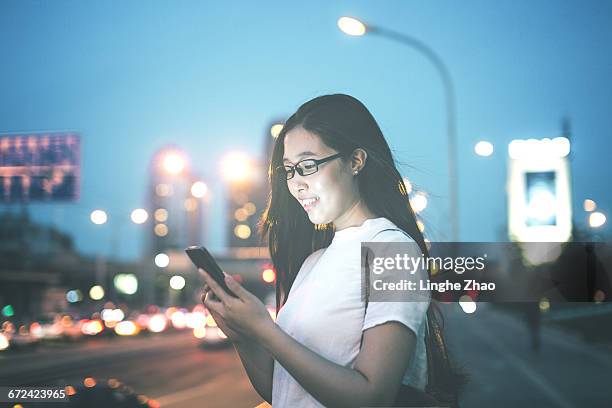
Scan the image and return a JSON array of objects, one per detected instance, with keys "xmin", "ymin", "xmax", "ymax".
[{"xmin": 259, "ymin": 94, "xmax": 465, "ymax": 403}]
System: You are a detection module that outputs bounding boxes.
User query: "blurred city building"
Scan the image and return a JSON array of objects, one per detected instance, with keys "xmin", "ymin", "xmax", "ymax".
[
  {"xmin": 146, "ymin": 146, "xmax": 209, "ymax": 305},
  {"xmin": 148, "ymin": 146, "xmax": 207, "ymax": 255},
  {"xmin": 224, "ymin": 121, "xmax": 279, "ymax": 255}
]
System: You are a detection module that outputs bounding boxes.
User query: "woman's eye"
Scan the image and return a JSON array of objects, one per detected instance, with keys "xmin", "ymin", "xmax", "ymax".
[{"xmin": 301, "ymin": 162, "xmax": 317, "ymax": 171}]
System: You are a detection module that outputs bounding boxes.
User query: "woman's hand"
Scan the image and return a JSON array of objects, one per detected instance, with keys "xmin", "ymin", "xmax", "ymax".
[
  {"xmin": 200, "ymin": 279, "xmax": 244, "ymax": 342},
  {"xmin": 199, "ymin": 269, "xmax": 275, "ymax": 343}
]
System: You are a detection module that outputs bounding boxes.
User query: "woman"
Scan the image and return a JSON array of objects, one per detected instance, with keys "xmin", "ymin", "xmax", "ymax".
[{"xmin": 201, "ymin": 94, "xmax": 461, "ymax": 407}]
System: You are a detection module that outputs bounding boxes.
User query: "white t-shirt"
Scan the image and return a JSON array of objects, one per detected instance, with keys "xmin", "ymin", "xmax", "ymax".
[{"xmin": 272, "ymin": 217, "xmax": 430, "ymax": 407}]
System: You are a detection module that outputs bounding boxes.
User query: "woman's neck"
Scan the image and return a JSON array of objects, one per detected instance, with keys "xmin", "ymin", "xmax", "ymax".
[{"xmin": 333, "ymin": 199, "xmax": 377, "ymax": 231}]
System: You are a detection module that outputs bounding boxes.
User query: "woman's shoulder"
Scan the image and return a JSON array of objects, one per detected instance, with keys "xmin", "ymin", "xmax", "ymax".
[
  {"xmin": 369, "ymin": 219, "xmax": 415, "ymax": 243},
  {"xmin": 302, "ymin": 247, "xmax": 326, "ymax": 267}
]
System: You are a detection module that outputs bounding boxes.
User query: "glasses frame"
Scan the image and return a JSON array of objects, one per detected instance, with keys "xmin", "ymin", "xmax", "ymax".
[{"xmin": 279, "ymin": 152, "xmax": 343, "ymax": 180}]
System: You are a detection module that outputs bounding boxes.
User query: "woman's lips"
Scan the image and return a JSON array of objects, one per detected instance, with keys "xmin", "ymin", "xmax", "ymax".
[{"xmin": 300, "ymin": 196, "xmax": 320, "ymax": 211}]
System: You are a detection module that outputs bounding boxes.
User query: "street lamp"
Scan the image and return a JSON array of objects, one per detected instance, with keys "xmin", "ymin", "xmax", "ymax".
[
  {"xmin": 130, "ymin": 208, "xmax": 149, "ymax": 224},
  {"xmin": 584, "ymin": 199, "xmax": 596, "ymax": 212},
  {"xmin": 162, "ymin": 152, "xmax": 186, "ymax": 175},
  {"xmin": 589, "ymin": 212, "xmax": 606, "ymax": 229},
  {"xmin": 337, "ymin": 17, "xmax": 366, "ymax": 36},
  {"xmin": 474, "ymin": 141, "xmax": 494, "ymax": 157},
  {"xmin": 220, "ymin": 152, "xmax": 255, "ymax": 184},
  {"xmin": 154, "ymin": 253, "xmax": 170, "ymax": 268},
  {"xmin": 191, "ymin": 181, "xmax": 208, "ymax": 198},
  {"xmin": 90, "ymin": 209, "xmax": 108, "ymax": 225},
  {"xmin": 338, "ymin": 16, "xmax": 460, "ymax": 241}
]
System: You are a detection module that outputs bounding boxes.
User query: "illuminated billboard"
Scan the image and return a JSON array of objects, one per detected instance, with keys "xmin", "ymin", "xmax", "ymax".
[
  {"xmin": 0, "ymin": 132, "xmax": 80, "ymax": 202},
  {"xmin": 507, "ymin": 137, "xmax": 572, "ymax": 244}
]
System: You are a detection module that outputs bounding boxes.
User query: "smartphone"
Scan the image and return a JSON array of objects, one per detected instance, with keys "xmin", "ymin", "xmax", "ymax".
[{"xmin": 185, "ymin": 246, "xmax": 238, "ymax": 298}]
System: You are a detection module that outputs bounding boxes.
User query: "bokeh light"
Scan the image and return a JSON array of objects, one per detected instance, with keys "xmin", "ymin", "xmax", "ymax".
[
  {"xmin": 162, "ymin": 153, "xmax": 185, "ymax": 175},
  {"xmin": 474, "ymin": 140, "xmax": 494, "ymax": 157},
  {"xmin": 89, "ymin": 285, "xmax": 105, "ymax": 300},
  {"xmin": 130, "ymin": 208, "xmax": 148, "ymax": 224},
  {"xmin": 169, "ymin": 275, "xmax": 186, "ymax": 290},
  {"xmin": 154, "ymin": 208, "xmax": 168, "ymax": 222},
  {"xmin": 66, "ymin": 289, "xmax": 83, "ymax": 303},
  {"xmin": 410, "ymin": 192, "xmax": 428, "ymax": 213},
  {"xmin": 234, "ymin": 224, "xmax": 252, "ymax": 239},
  {"xmin": 589, "ymin": 212, "xmax": 606, "ymax": 228},
  {"xmin": 221, "ymin": 152, "xmax": 254, "ymax": 183},
  {"xmin": 155, "ymin": 253, "xmax": 170, "ymax": 268},
  {"xmin": 262, "ymin": 268, "xmax": 276, "ymax": 283},
  {"xmin": 114, "ymin": 274, "xmax": 138, "ymax": 295},
  {"xmin": 583, "ymin": 199, "xmax": 597, "ymax": 212},
  {"xmin": 191, "ymin": 181, "xmax": 208, "ymax": 198},
  {"xmin": 270, "ymin": 123, "xmax": 284, "ymax": 138},
  {"xmin": 459, "ymin": 295, "xmax": 477, "ymax": 314},
  {"xmin": 90, "ymin": 209, "xmax": 108, "ymax": 225},
  {"xmin": 154, "ymin": 224, "xmax": 168, "ymax": 237}
]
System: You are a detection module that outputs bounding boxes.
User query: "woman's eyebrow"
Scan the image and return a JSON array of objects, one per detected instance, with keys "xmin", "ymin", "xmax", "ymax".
[{"xmin": 282, "ymin": 151, "xmax": 318, "ymax": 162}]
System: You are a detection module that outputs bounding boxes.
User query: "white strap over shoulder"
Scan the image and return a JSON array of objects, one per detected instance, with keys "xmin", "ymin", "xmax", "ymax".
[{"xmin": 369, "ymin": 227, "xmax": 411, "ymax": 242}]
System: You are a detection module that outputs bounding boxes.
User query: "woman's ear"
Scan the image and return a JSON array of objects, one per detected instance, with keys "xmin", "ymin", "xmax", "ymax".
[{"xmin": 350, "ymin": 148, "xmax": 367, "ymax": 175}]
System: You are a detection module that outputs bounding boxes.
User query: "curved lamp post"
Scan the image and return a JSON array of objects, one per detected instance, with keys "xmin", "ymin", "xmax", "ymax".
[{"xmin": 338, "ymin": 16, "xmax": 459, "ymax": 241}]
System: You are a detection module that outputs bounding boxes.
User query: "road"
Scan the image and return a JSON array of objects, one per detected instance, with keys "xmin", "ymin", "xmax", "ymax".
[
  {"xmin": 0, "ymin": 331, "xmax": 263, "ymax": 408},
  {"xmin": 444, "ymin": 302, "xmax": 612, "ymax": 408},
  {"xmin": 1, "ymin": 304, "xmax": 611, "ymax": 407}
]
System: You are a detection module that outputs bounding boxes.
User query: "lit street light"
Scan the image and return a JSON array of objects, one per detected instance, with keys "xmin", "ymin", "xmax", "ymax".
[
  {"xmin": 337, "ymin": 17, "xmax": 366, "ymax": 36},
  {"xmin": 89, "ymin": 285, "xmax": 105, "ymax": 300},
  {"xmin": 90, "ymin": 209, "xmax": 108, "ymax": 225},
  {"xmin": 589, "ymin": 212, "xmax": 606, "ymax": 228},
  {"xmin": 169, "ymin": 275, "xmax": 186, "ymax": 290},
  {"xmin": 584, "ymin": 199, "xmax": 597, "ymax": 212},
  {"xmin": 474, "ymin": 141, "xmax": 494, "ymax": 157},
  {"xmin": 221, "ymin": 152, "xmax": 254, "ymax": 184},
  {"xmin": 338, "ymin": 16, "xmax": 459, "ymax": 241},
  {"xmin": 130, "ymin": 208, "xmax": 149, "ymax": 224},
  {"xmin": 191, "ymin": 181, "xmax": 208, "ymax": 198},
  {"xmin": 155, "ymin": 253, "xmax": 170, "ymax": 268},
  {"xmin": 162, "ymin": 152, "xmax": 186, "ymax": 175}
]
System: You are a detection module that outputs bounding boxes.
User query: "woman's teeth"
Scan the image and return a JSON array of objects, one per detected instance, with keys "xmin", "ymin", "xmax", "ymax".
[{"xmin": 301, "ymin": 197, "xmax": 319, "ymax": 209}]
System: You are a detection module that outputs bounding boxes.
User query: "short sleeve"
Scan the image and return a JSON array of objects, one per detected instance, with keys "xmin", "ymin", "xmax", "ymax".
[{"xmin": 362, "ymin": 229, "xmax": 430, "ymax": 336}]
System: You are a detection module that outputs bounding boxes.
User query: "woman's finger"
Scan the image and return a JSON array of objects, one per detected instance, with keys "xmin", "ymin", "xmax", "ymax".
[
  {"xmin": 201, "ymin": 287, "xmax": 218, "ymax": 304},
  {"xmin": 200, "ymin": 269, "xmax": 232, "ymax": 304},
  {"xmin": 224, "ymin": 275, "xmax": 249, "ymax": 301},
  {"xmin": 202, "ymin": 293, "xmax": 224, "ymax": 315}
]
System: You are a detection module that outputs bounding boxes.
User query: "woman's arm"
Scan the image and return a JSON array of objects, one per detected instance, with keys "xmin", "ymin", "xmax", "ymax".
[
  {"xmin": 232, "ymin": 338, "xmax": 274, "ymax": 403},
  {"xmin": 258, "ymin": 321, "xmax": 415, "ymax": 407},
  {"xmin": 202, "ymin": 271, "xmax": 415, "ymax": 407}
]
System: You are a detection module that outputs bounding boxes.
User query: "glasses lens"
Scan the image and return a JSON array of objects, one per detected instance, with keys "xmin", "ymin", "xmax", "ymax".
[{"xmin": 298, "ymin": 160, "xmax": 318, "ymax": 176}]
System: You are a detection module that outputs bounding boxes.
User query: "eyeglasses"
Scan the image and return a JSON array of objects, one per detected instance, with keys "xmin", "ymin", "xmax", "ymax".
[{"xmin": 279, "ymin": 153, "xmax": 343, "ymax": 180}]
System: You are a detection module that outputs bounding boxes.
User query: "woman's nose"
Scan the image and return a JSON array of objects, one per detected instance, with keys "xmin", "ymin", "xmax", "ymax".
[{"xmin": 290, "ymin": 174, "xmax": 308, "ymax": 193}]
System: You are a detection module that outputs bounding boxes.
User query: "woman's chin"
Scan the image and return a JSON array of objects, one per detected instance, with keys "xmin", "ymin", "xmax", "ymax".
[
  {"xmin": 306, "ymin": 211, "xmax": 325, "ymax": 225},
  {"xmin": 307, "ymin": 212, "xmax": 332, "ymax": 226}
]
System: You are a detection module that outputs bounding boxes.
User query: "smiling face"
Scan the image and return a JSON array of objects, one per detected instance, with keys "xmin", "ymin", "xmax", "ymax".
[{"xmin": 283, "ymin": 126, "xmax": 360, "ymax": 226}]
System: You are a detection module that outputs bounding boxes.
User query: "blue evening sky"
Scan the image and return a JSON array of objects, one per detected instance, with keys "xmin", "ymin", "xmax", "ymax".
[{"xmin": 1, "ymin": 0, "xmax": 610, "ymax": 260}]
